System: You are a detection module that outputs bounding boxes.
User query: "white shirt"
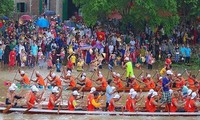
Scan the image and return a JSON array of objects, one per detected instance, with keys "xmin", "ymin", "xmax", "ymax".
[{"xmin": 109, "ymin": 45, "xmax": 114, "ymax": 54}]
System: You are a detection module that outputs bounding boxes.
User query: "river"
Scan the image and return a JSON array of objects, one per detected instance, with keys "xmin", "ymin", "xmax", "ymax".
[{"xmin": 0, "ymin": 113, "xmax": 200, "ymax": 120}]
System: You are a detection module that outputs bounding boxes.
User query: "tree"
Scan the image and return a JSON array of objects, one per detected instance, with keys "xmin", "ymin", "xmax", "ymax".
[
  {"xmin": 73, "ymin": 0, "xmax": 180, "ymax": 34},
  {"xmin": 0, "ymin": 0, "xmax": 14, "ymax": 17}
]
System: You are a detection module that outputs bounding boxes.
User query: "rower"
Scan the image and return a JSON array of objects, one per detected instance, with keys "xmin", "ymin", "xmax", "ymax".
[
  {"xmin": 186, "ymin": 70, "xmax": 197, "ymax": 89},
  {"xmin": 62, "ymin": 71, "xmax": 76, "ymax": 89},
  {"xmin": 15, "ymin": 70, "xmax": 30, "ymax": 87},
  {"xmin": 146, "ymin": 74, "xmax": 155, "ymax": 89},
  {"xmin": 112, "ymin": 72, "xmax": 117, "ymax": 79},
  {"xmin": 26, "ymin": 85, "xmax": 44, "ymax": 109},
  {"xmin": 186, "ymin": 92, "xmax": 200, "ymax": 112},
  {"xmin": 31, "ymin": 71, "xmax": 45, "ymax": 89},
  {"xmin": 184, "ymin": 89, "xmax": 192, "ymax": 112},
  {"xmin": 126, "ymin": 88, "xmax": 135, "ymax": 111},
  {"xmin": 156, "ymin": 77, "xmax": 162, "ymax": 90},
  {"xmin": 95, "ymin": 73, "xmax": 107, "ymax": 89},
  {"xmin": 147, "ymin": 91, "xmax": 162, "ymax": 112},
  {"xmin": 113, "ymin": 73, "xmax": 123, "ymax": 89},
  {"xmin": 122, "ymin": 57, "xmax": 134, "ymax": 87},
  {"xmin": 6, "ymin": 83, "xmax": 23, "ymax": 106},
  {"xmin": 77, "ymin": 75, "xmax": 92, "ymax": 88},
  {"xmin": 129, "ymin": 75, "xmax": 140, "ymax": 90},
  {"xmin": 108, "ymin": 94, "xmax": 121, "ymax": 112},
  {"xmin": 168, "ymin": 90, "xmax": 185, "ymax": 112},
  {"xmin": 87, "ymin": 87, "xmax": 96, "ymax": 111},
  {"xmin": 47, "ymin": 86, "xmax": 62, "ymax": 110},
  {"xmin": 68, "ymin": 90, "xmax": 80, "ymax": 111},
  {"xmin": 175, "ymin": 73, "xmax": 185, "ymax": 89},
  {"xmin": 87, "ymin": 91, "xmax": 101, "ymax": 111},
  {"xmin": 127, "ymin": 91, "xmax": 143, "ymax": 112},
  {"xmin": 145, "ymin": 89, "xmax": 154, "ymax": 111},
  {"xmin": 47, "ymin": 73, "xmax": 62, "ymax": 88}
]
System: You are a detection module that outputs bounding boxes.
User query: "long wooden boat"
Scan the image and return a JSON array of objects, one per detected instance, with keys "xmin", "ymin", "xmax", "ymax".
[
  {"xmin": 66, "ymin": 86, "xmax": 197, "ymax": 92},
  {"xmin": 1, "ymin": 107, "xmax": 200, "ymax": 116}
]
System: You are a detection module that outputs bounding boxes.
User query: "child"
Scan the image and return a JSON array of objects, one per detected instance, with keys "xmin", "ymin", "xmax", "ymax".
[
  {"xmin": 38, "ymin": 55, "xmax": 45, "ymax": 69},
  {"xmin": 67, "ymin": 58, "xmax": 73, "ymax": 72},
  {"xmin": 77, "ymin": 58, "xmax": 84, "ymax": 72},
  {"xmin": 56, "ymin": 59, "xmax": 61, "ymax": 72},
  {"xmin": 47, "ymin": 55, "xmax": 53, "ymax": 69},
  {"xmin": 60, "ymin": 47, "xmax": 65, "ymax": 63},
  {"xmin": 0, "ymin": 45, "xmax": 3, "ymax": 68},
  {"xmin": 115, "ymin": 55, "xmax": 121, "ymax": 66},
  {"xmin": 70, "ymin": 53, "xmax": 76, "ymax": 66},
  {"xmin": 20, "ymin": 49, "xmax": 27, "ymax": 68},
  {"xmin": 108, "ymin": 54, "xmax": 115, "ymax": 71}
]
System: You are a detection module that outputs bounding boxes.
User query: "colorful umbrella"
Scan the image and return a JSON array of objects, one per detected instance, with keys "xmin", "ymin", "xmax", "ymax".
[
  {"xmin": 36, "ymin": 18, "xmax": 50, "ymax": 28},
  {"xmin": 20, "ymin": 15, "xmax": 32, "ymax": 21},
  {"xmin": 108, "ymin": 11, "xmax": 122, "ymax": 20},
  {"xmin": 44, "ymin": 10, "xmax": 56, "ymax": 16},
  {"xmin": 1, "ymin": 16, "xmax": 9, "ymax": 20}
]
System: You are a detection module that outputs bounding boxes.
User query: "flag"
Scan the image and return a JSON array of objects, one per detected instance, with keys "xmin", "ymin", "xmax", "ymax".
[{"xmin": 96, "ymin": 32, "xmax": 105, "ymax": 41}]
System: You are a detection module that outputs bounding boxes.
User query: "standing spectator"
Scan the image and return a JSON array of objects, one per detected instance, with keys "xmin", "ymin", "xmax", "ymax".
[
  {"xmin": 20, "ymin": 49, "xmax": 27, "ymax": 67},
  {"xmin": 174, "ymin": 44, "xmax": 180, "ymax": 63},
  {"xmin": 31, "ymin": 42, "xmax": 38, "ymax": 66},
  {"xmin": 8, "ymin": 48, "xmax": 16, "ymax": 71},
  {"xmin": 105, "ymin": 79, "xmax": 116, "ymax": 111},
  {"xmin": 0, "ymin": 42, "xmax": 3, "ymax": 68},
  {"xmin": 185, "ymin": 45, "xmax": 191, "ymax": 64},
  {"xmin": 3, "ymin": 42, "xmax": 10, "ymax": 69},
  {"xmin": 180, "ymin": 44, "xmax": 186, "ymax": 62},
  {"xmin": 147, "ymin": 52, "xmax": 154, "ymax": 69},
  {"xmin": 161, "ymin": 70, "xmax": 173, "ymax": 112}
]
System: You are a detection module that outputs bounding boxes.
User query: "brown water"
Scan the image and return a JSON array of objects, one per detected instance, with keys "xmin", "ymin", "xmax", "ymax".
[{"xmin": 0, "ymin": 113, "xmax": 200, "ymax": 120}]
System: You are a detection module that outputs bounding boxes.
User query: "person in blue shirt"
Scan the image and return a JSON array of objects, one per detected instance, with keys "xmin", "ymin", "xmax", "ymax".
[
  {"xmin": 161, "ymin": 70, "xmax": 173, "ymax": 112},
  {"xmin": 105, "ymin": 79, "xmax": 116, "ymax": 111},
  {"xmin": 56, "ymin": 59, "xmax": 61, "ymax": 72},
  {"xmin": 185, "ymin": 45, "xmax": 191, "ymax": 64}
]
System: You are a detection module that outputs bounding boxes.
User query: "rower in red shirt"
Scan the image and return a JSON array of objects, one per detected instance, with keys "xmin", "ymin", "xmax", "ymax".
[
  {"xmin": 78, "ymin": 75, "xmax": 93, "ymax": 88},
  {"xmin": 48, "ymin": 73, "xmax": 62, "ymax": 88},
  {"xmin": 186, "ymin": 70, "xmax": 197, "ymax": 89},
  {"xmin": 87, "ymin": 87, "xmax": 96, "ymax": 111},
  {"xmin": 62, "ymin": 71, "xmax": 76, "ymax": 88},
  {"xmin": 108, "ymin": 94, "xmax": 121, "ymax": 112},
  {"xmin": 26, "ymin": 85, "xmax": 44, "ymax": 109},
  {"xmin": 145, "ymin": 89, "xmax": 154, "ymax": 111},
  {"xmin": 95, "ymin": 73, "xmax": 107, "ymax": 89},
  {"xmin": 47, "ymin": 86, "xmax": 62, "ymax": 110},
  {"xmin": 184, "ymin": 89, "xmax": 192, "ymax": 112},
  {"xmin": 146, "ymin": 74, "xmax": 155, "ymax": 89},
  {"xmin": 31, "ymin": 71, "xmax": 45, "ymax": 88},
  {"xmin": 186, "ymin": 92, "xmax": 200, "ymax": 112},
  {"xmin": 147, "ymin": 92, "xmax": 162, "ymax": 112},
  {"xmin": 129, "ymin": 75, "xmax": 140, "ymax": 90},
  {"xmin": 15, "ymin": 70, "xmax": 30, "ymax": 86},
  {"xmin": 113, "ymin": 73, "xmax": 123, "ymax": 89},
  {"xmin": 87, "ymin": 91, "xmax": 101, "ymax": 111},
  {"xmin": 68, "ymin": 90, "xmax": 80, "ymax": 111}
]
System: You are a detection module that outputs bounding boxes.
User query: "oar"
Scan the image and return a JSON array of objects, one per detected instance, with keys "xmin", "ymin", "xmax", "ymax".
[
  {"xmin": 137, "ymin": 70, "xmax": 144, "ymax": 79},
  {"xmin": 13, "ymin": 70, "xmax": 18, "ymax": 83},
  {"xmin": 195, "ymin": 70, "xmax": 200, "ymax": 78},
  {"xmin": 2, "ymin": 105, "xmax": 13, "ymax": 113},
  {"xmin": 120, "ymin": 71, "xmax": 126, "ymax": 80},
  {"xmin": 152, "ymin": 70, "xmax": 158, "ymax": 78},
  {"xmin": 30, "ymin": 69, "xmax": 35, "ymax": 81},
  {"xmin": 57, "ymin": 102, "xmax": 61, "ymax": 114}
]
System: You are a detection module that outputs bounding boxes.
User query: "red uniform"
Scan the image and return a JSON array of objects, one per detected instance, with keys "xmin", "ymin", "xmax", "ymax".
[
  {"xmin": 9, "ymin": 50, "xmax": 16, "ymax": 66},
  {"xmin": 170, "ymin": 97, "xmax": 178, "ymax": 112},
  {"xmin": 37, "ymin": 76, "xmax": 45, "ymax": 86},
  {"xmin": 27, "ymin": 92, "xmax": 36, "ymax": 109},
  {"xmin": 54, "ymin": 76, "xmax": 62, "ymax": 87},
  {"xmin": 148, "ymin": 98, "xmax": 156, "ymax": 112},
  {"xmin": 87, "ymin": 93, "xmax": 94, "ymax": 111},
  {"xmin": 125, "ymin": 95, "xmax": 131, "ymax": 111},
  {"xmin": 68, "ymin": 95, "xmax": 75, "ymax": 111},
  {"xmin": 48, "ymin": 94, "xmax": 56, "ymax": 110},
  {"xmin": 108, "ymin": 98, "xmax": 115, "ymax": 111},
  {"xmin": 23, "ymin": 75, "xmax": 30, "ymax": 85},
  {"xmin": 145, "ymin": 96, "xmax": 150, "ymax": 111},
  {"xmin": 184, "ymin": 98, "xmax": 190, "ymax": 112},
  {"xmin": 187, "ymin": 99, "xmax": 196, "ymax": 112},
  {"xmin": 85, "ymin": 78, "xmax": 92, "ymax": 88}
]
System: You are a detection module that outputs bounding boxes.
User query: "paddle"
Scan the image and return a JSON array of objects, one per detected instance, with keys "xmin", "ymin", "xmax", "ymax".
[
  {"xmin": 13, "ymin": 70, "xmax": 18, "ymax": 83},
  {"xmin": 152, "ymin": 70, "xmax": 158, "ymax": 78},
  {"xmin": 30, "ymin": 68, "xmax": 35, "ymax": 81},
  {"xmin": 2, "ymin": 105, "xmax": 13, "ymax": 113},
  {"xmin": 57, "ymin": 102, "xmax": 61, "ymax": 114},
  {"xmin": 195, "ymin": 70, "xmax": 200, "ymax": 78}
]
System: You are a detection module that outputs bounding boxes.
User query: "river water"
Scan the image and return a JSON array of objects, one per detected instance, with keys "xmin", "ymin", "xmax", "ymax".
[{"xmin": 0, "ymin": 113, "xmax": 199, "ymax": 120}]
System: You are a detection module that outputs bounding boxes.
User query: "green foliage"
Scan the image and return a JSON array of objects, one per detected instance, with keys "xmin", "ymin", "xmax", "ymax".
[
  {"xmin": 0, "ymin": 0, "xmax": 14, "ymax": 17},
  {"xmin": 73, "ymin": 0, "xmax": 181, "ymax": 34}
]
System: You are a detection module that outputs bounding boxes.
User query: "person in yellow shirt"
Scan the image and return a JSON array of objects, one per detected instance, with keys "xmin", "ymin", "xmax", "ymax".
[
  {"xmin": 70, "ymin": 53, "xmax": 76, "ymax": 66},
  {"xmin": 91, "ymin": 91, "xmax": 101, "ymax": 110},
  {"xmin": 77, "ymin": 58, "xmax": 84, "ymax": 72},
  {"xmin": 160, "ymin": 66, "xmax": 166, "ymax": 75}
]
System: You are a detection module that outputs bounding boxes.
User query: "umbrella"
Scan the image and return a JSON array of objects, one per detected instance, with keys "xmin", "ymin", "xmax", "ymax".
[
  {"xmin": 20, "ymin": 15, "xmax": 32, "ymax": 21},
  {"xmin": 36, "ymin": 18, "xmax": 49, "ymax": 28},
  {"xmin": 44, "ymin": 10, "xmax": 56, "ymax": 16},
  {"xmin": 1, "ymin": 16, "xmax": 9, "ymax": 20},
  {"xmin": 108, "ymin": 11, "xmax": 122, "ymax": 20}
]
